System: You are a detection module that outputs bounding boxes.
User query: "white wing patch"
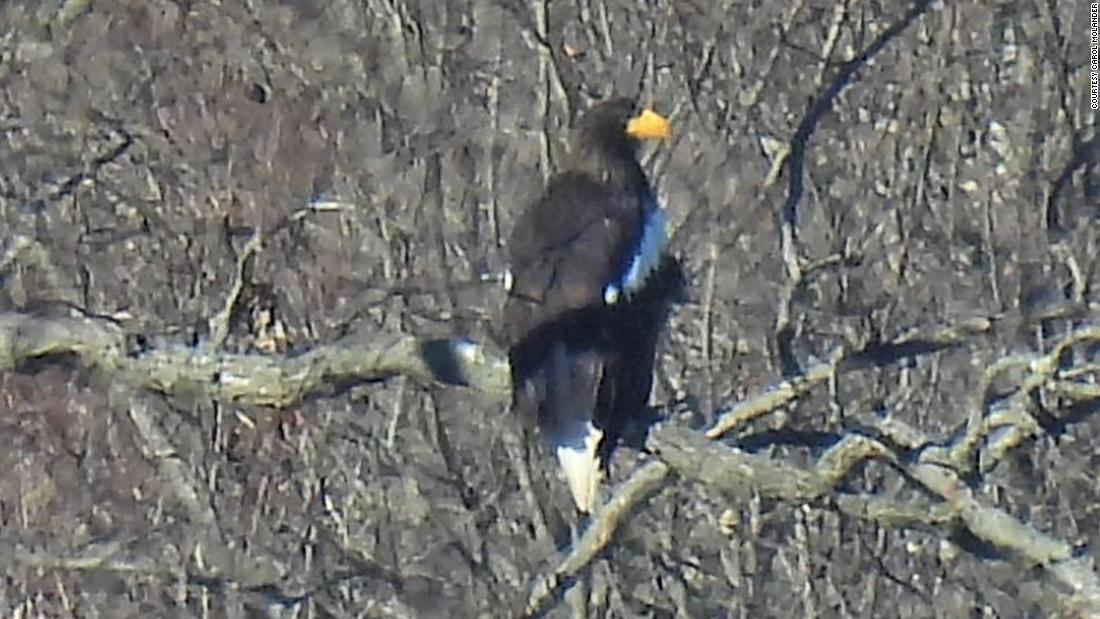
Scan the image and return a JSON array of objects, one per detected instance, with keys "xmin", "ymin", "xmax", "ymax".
[
  {"xmin": 603, "ymin": 202, "xmax": 668, "ymax": 304},
  {"xmin": 622, "ymin": 206, "xmax": 668, "ymax": 292}
]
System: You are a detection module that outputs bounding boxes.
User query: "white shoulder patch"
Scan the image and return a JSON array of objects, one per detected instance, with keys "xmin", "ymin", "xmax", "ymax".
[{"xmin": 604, "ymin": 202, "xmax": 667, "ymax": 304}]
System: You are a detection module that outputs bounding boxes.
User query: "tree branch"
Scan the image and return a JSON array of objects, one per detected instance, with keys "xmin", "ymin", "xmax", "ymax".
[{"xmin": 3, "ymin": 311, "xmax": 1100, "ymax": 615}]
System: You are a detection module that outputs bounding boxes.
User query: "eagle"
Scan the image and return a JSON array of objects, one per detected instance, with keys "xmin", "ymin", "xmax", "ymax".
[{"xmin": 502, "ymin": 97, "xmax": 679, "ymax": 512}]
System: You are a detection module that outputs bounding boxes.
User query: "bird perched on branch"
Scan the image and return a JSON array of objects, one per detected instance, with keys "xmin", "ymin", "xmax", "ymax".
[{"xmin": 503, "ymin": 97, "xmax": 680, "ymax": 513}]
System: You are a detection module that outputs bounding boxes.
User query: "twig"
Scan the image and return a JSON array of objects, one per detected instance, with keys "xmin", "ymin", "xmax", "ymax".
[
  {"xmin": 523, "ymin": 461, "xmax": 670, "ymax": 617},
  {"xmin": 707, "ymin": 316, "xmax": 992, "ymax": 439},
  {"xmin": 706, "ymin": 346, "xmax": 846, "ymax": 439},
  {"xmin": 207, "ymin": 230, "xmax": 263, "ymax": 348}
]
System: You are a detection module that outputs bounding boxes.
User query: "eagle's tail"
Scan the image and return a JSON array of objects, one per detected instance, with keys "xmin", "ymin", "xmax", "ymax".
[{"xmin": 554, "ymin": 422, "xmax": 604, "ymax": 513}]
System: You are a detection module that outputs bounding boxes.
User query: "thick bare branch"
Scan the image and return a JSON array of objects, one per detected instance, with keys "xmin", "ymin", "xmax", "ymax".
[
  {"xmin": 3, "ymin": 310, "xmax": 1099, "ymax": 615},
  {"xmin": 0, "ymin": 312, "xmax": 512, "ymax": 407}
]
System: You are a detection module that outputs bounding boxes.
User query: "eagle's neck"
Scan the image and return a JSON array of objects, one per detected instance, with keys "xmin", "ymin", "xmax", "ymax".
[{"xmin": 569, "ymin": 132, "xmax": 651, "ymax": 194}]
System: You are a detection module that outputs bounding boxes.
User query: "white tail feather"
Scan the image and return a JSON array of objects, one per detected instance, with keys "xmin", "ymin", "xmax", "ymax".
[{"xmin": 555, "ymin": 423, "xmax": 604, "ymax": 513}]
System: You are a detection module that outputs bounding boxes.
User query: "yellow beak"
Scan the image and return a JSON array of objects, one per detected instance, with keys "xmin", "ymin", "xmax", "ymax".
[{"xmin": 625, "ymin": 109, "xmax": 671, "ymax": 140}]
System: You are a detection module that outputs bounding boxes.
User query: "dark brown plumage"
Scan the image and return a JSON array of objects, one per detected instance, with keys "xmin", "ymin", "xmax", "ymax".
[{"xmin": 502, "ymin": 97, "xmax": 677, "ymax": 512}]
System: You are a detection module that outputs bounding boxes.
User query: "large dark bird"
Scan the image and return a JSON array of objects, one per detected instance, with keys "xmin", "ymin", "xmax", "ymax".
[{"xmin": 502, "ymin": 98, "xmax": 678, "ymax": 513}]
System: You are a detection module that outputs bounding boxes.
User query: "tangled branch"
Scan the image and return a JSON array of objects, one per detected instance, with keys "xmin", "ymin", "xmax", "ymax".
[{"xmin": 2, "ymin": 311, "xmax": 1100, "ymax": 616}]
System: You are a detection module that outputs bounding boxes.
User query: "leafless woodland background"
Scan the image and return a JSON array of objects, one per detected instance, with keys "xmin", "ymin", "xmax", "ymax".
[{"xmin": 1, "ymin": 0, "xmax": 1099, "ymax": 617}]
